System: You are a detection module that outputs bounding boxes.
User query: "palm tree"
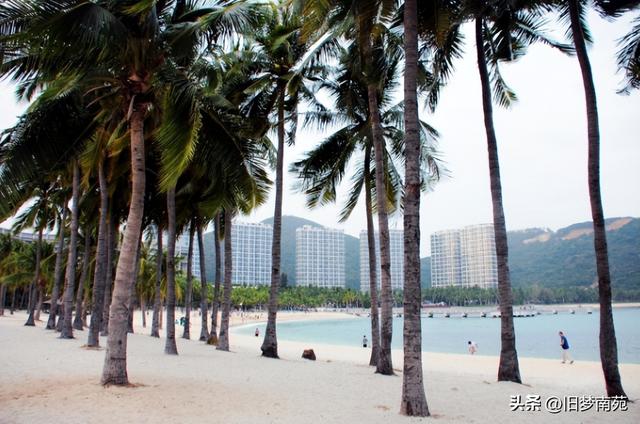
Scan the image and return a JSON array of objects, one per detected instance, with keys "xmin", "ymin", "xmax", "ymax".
[
  {"xmin": 464, "ymin": 0, "xmax": 572, "ymax": 383},
  {"xmin": 563, "ymin": 0, "xmax": 628, "ymax": 397},
  {"xmin": 73, "ymin": 227, "xmax": 92, "ymax": 330},
  {"xmin": 400, "ymin": 0, "xmax": 428, "ymax": 415},
  {"xmin": 217, "ymin": 209, "xmax": 234, "ymax": 351},
  {"xmin": 60, "ymin": 160, "xmax": 81, "ymax": 338},
  {"xmin": 208, "ymin": 212, "xmax": 223, "ymax": 344},
  {"xmin": 165, "ymin": 185, "xmax": 179, "ymax": 355},
  {"xmin": 150, "ymin": 222, "xmax": 164, "ymax": 338}
]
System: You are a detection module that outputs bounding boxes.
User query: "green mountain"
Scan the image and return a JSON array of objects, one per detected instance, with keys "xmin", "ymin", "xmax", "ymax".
[{"xmin": 204, "ymin": 216, "xmax": 639, "ymax": 291}]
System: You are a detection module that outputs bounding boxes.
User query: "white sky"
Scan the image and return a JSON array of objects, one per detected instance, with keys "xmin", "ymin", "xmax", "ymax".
[{"xmin": 1, "ymin": 11, "xmax": 638, "ymax": 256}]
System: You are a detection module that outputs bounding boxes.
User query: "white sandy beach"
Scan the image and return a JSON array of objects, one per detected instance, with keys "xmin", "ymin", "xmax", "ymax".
[{"xmin": 0, "ymin": 310, "xmax": 638, "ymax": 424}]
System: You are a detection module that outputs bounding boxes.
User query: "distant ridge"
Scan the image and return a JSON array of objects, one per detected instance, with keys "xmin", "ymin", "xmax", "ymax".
[{"xmin": 203, "ymin": 216, "xmax": 639, "ymax": 290}]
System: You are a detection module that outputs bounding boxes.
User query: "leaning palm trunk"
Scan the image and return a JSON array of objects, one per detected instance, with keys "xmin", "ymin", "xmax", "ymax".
[
  {"xmin": 261, "ymin": 86, "xmax": 286, "ymax": 359},
  {"xmin": 101, "ymin": 105, "xmax": 147, "ymax": 385},
  {"xmin": 475, "ymin": 17, "xmax": 521, "ymax": 383},
  {"xmin": 367, "ymin": 82, "xmax": 394, "ymax": 375},
  {"xmin": 101, "ymin": 216, "xmax": 116, "ymax": 336},
  {"xmin": 364, "ymin": 147, "xmax": 380, "ymax": 367},
  {"xmin": 73, "ymin": 230, "xmax": 92, "ymax": 330},
  {"xmin": 127, "ymin": 235, "xmax": 143, "ymax": 334},
  {"xmin": 567, "ymin": 0, "xmax": 626, "ymax": 397},
  {"xmin": 151, "ymin": 223, "xmax": 163, "ymax": 338},
  {"xmin": 25, "ymin": 226, "xmax": 44, "ymax": 326},
  {"xmin": 400, "ymin": 0, "xmax": 429, "ymax": 414},
  {"xmin": 164, "ymin": 186, "xmax": 178, "ymax": 355},
  {"xmin": 197, "ymin": 221, "xmax": 209, "ymax": 341},
  {"xmin": 48, "ymin": 205, "xmax": 67, "ymax": 329},
  {"xmin": 208, "ymin": 213, "xmax": 222, "ymax": 344},
  {"xmin": 88, "ymin": 160, "xmax": 109, "ymax": 346},
  {"xmin": 182, "ymin": 219, "xmax": 195, "ymax": 339},
  {"xmin": 217, "ymin": 210, "xmax": 233, "ymax": 351},
  {"xmin": 61, "ymin": 161, "xmax": 81, "ymax": 339}
]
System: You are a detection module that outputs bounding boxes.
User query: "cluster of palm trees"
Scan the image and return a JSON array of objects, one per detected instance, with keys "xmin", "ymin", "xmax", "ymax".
[{"xmin": 0, "ymin": 0, "xmax": 636, "ymax": 416}]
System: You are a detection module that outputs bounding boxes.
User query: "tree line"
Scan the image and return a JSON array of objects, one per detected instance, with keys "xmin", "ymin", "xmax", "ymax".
[{"xmin": 0, "ymin": 0, "xmax": 637, "ymax": 415}]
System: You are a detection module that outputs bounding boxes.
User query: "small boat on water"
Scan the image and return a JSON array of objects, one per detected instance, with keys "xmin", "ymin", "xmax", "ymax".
[
  {"xmin": 481, "ymin": 312, "xmax": 487, "ymax": 318},
  {"xmin": 552, "ymin": 310, "xmax": 558, "ymax": 315},
  {"xmin": 569, "ymin": 310, "xmax": 575, "ymax": 314},
  {"xmin": 427, "ymin": 312, "xmax": 433, "ymax": 318},
  {"xmin": 462, "ymin": 313, "xmax": 468, "ymax": 318},
  {"xmin": 587, "ymin": 310, "xmax": 593, "ymax": 314},
  {"xmin": 444, "ymin": 312, "xmax": 450, "ymax": 318}
]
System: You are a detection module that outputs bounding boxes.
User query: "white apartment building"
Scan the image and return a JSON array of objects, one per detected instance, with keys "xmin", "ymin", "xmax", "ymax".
[
  {"xmin": 359, "ymin": 229, "xmax": 404, "ymax": 292},
  {"xmin": 430, "ymin": 223, "xmax": 497, "ymax": 289},
  {"xmin": 175, "ymin": 231, "xmax": 201, "ymax": 280},
  {"xmin": 230, "ymin": 221, "xmax": 272, "ymax": 285},
  {"xmin": 295, "ymin": 225, "xmax": 345, "ymax": 288}
]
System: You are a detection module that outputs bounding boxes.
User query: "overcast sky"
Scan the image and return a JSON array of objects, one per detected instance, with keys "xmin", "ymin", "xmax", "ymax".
[{"xmin": 1, "ymin": 10, "xmax": 638, "ymax": 256}]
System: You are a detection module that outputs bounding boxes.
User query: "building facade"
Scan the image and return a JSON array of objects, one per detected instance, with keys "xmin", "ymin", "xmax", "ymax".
[
  {"xmin": 359, "ymin": 229, "xmax": 404, "ymax": 292},
  {"xmin": 175, "ymin": 231, "xmax": 201, "ymax": 281},
  {"xmin": 230, "ymin": 221, "xmax": 272, "ymax": 286},
  {"xmin": 296, "ymin": 225, "xmax": 345, "ymax": 288},
  {"xmin": 430, "ymin": 223, "xmax": 497, "ymax": 289}
]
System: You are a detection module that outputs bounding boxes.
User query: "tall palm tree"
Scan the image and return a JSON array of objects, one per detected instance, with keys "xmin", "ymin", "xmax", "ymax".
[
  {"xmin": 150, "ymin": 222, "xmax": 164, "ymax": 338},
  {"xmin": 465, "ymin": 0, "xmax": 571, "ymax": 383},
  {"xmin": 208, "ymin": 212, "xmax": 223, "ymax": 344},
  {"xmin": 165, "ymin": 185, "xmax": 179, "ymax": 355},
  {"xmin": 400, "ymin": 0, "xmax": 428, "ymax": 415},
  {"xmin": 73, "ymin": 227, "xmax": 92, "ymax": 330},
  {"xmin": 217, "ymin": 209, "xmax": 234, "ymax": 351},
  {"xmin": 563, "ymin": 0, "xmax": 628, "ymax": 397}
]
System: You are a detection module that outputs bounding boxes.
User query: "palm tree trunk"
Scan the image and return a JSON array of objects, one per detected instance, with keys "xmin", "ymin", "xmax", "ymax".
[
  {"xmin": 127, "ymin": 234, "xmax": 143, "ymax": 334},
  {"xmin": 217, "ymin": 210, "xmax": 233, "ymax": 351},
  {"xmin": 10, "ymin": 288, "xmax": 16, "ymax": 314},
  {"xmin": 151, "ymin": 222, "xmax": 163, "ymax": 338},
  {"xmin": 101, "ymin": 216, "xmax": 116, "ymax": 336},
  {"xmin": 182, "ymin": 218, "xmax": 195, "ymax": 339},
  {"xmin": 208, "ymin": 213, "xmax": 222, "ymax": 344},
  {"xmin": 34, "ymin": 285, "xmax": 44, "ymax": 321},
  {"xmin": 88, "ymin": 159, "xmax": 109, "ymax": 346},
  {"xmin": 24, "ymin": 226, "xmax": 44, "ymax": 326},
  {"xmin": 141, "ymin": 297, "xmax": 146, "ymax": 327},
  {"xmin": 47, "ymin": 205, "xmax": 68, "ymax": 329},
  {"xmin": 401, "ymin": 0, "xmax": 429, "ymax": 414},
  {"xmin": 261, "ymin": 84, "xmax": 286, "ymax": 359},
  {"xmin": 0, "ymin": 284, "xmax": 5, "ymax": 316},
  {"xmin": 73, "ymin": 230, "xmax": 92, "ymax": 330},
  {"xmin": 364, "ymin": 146, "xmax": 380, "ymax": 367},
  {"xmin": 101, "ymin": 105, "xmax": 147, "ymax": 385},
  {"xmin": 164, "ymin": 186, "xmax": 178, "ymax": 355},
  {"xmin": 61, "ymin": 160, "xmax": 81, "ymax": 338},
  {"xmin": 197, "ymin": 220, "xmax": 209, "ymax": 341},
  {"xmin": 475, "ymin": 17, "xmax": 521, "ymax": 383},
  {"xmin": 367, "ymin": 82, "xmax": 394, "ymax": 375},
  {"xmin": 567, "ymin": 0, "xmax": 626, "ymax": 397}
]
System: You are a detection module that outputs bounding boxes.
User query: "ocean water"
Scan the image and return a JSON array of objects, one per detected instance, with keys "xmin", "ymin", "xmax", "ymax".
[{"xmin": 238, "ymin": 308, "xmax": 640, "ymax": 363}]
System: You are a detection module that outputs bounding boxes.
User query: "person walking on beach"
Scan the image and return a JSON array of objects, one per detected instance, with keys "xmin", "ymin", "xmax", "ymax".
[
  {"xmin": 362, "ymin": 335, "xmax": 368, "ymax": 348},
  {"xmin": 559, "ymin": 331, "xmax": 574, "ymax": 364},
  {"xmin": 468, "ymin": 341, "xmax": 478, "ymax": 355},
  {"xmin": 255, "ymin": 328, "xmax": 260, "ymax": 337}
]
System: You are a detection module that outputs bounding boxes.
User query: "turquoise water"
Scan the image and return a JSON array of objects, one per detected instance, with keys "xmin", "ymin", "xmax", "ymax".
[{"xmin": 238, "ymin": 308, "xmax": 640, "ymax": 363}]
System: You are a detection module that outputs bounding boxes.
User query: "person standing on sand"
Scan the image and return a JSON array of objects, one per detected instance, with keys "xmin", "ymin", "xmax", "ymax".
[
  {"xmin": 255, "ymin": 328, "xmax": 260, "ymax": 337},
  {"xmin": 362, "ymin": 335, "xmax": 368, "ymax": 348},
  {"xmin": 559, "ymin": 331, "xmax": 574, "ymax": 364},
  {"xmin": 468, "ymin": 341, "xmax": 478, "ymax": 355}
]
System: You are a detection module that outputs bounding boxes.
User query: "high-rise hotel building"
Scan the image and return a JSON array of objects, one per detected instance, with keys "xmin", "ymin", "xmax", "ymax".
[
  {"xmin": 359, "ymin": 229, "xmax": 404, "ymax": 292},
  {"xmin": 231, "ymin": 221, "xmax": 273, "ymax": 285},
  {"xmin": 430, "ymin": 223, "xmax": 497, "ymax": 288},
  {"xmin": 295, "ymin": 225, "xmax": 345, "ymax": 288}
]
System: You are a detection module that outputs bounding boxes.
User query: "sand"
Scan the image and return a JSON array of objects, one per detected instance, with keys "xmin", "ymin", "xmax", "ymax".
[{"xmin": 0, "ymin": 310, "xmax": 638, "ymax": 424}]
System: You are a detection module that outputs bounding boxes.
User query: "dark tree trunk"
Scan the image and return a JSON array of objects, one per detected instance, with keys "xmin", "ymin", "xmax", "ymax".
[
  {"xmin": 217, "ymin": 210, "xmax": 233, "ymax": 351},
  {"xmin": 475, "ymin": 17, "xmax": 521, "ymax": 383},
  {"xmin": 164, "ymin": 186, "xmax": 178, "ymax": 355},
  {"xmin": 88, "ymin": 160, "xmax": 109, "ymax": 346},
  {"xmin": 261, "ymin": 85, "xmax": 286, "ymax": 359},
  {"xmin": 34, "ymin": 285, "xmax": 44, "ymax": 321},
  {"xmin": 364, "ymin": 147, "xmax": 380, "ymax": 367},
  {"xmin": 10, "ymin": 288, "xmax": 16, "ymax": 314},
  {"xmin": 182, "ymin": 218, "xmax": 195, "ymax": 339},
  {"xmin": 47, "ymin": 205, "xmax": 68, "ymax": 329},
  {"xmin": 101, "ymin": 105, "xmax": 146, "ymax": 385},
  {"xmin": 127, "ymin": 234, "xmax": 143, "ymax": 334},
  {"xmin": 74, "ymin": 230, "xmax": 92, "ymax": 330},
  {"xmin": 24, "ymin": 226, "xmax": 44, "ymax": 326},
  {"xmin": 0, "ymin": 284, "xmax": 5, "ymax": 316},
  {"xmin": 568, "ymin": 0, "xmax": 626, "ymax": 398},
  {"xmin": 208, "ymin": 213, "xmax": 222, "ymax": 345},
  {"xmin": 197, "ymin": 220, "xmax": 209, "ymax": 341},
  {"xmin": 141, "ymin": 297, "xmax": 147, "ymax": 328},
  {"xmin": 101, "ymin": 218, "xmax": 117, "ymax": 336},
  {"xmin": 401, "ymin": 0, "xmax": 429, "ymax": 415},
  {"xmin": 61, "ymin": 160, "xmax": 81, "ymax": 338},
  {"xmin": 151, "ymin": 222, "xmax": 163, "ymax": 337}
]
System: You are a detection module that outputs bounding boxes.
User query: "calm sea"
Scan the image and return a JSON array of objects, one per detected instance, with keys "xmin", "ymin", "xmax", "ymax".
[{"xmin": 238, "ymin": 308, "xmax": 640, "ymax": 363}]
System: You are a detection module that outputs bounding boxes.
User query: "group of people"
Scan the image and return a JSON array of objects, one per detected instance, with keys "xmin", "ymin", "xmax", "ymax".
[{"xmin": 360, "ymin": 331, "xmax": 575, "ymax": 363}]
